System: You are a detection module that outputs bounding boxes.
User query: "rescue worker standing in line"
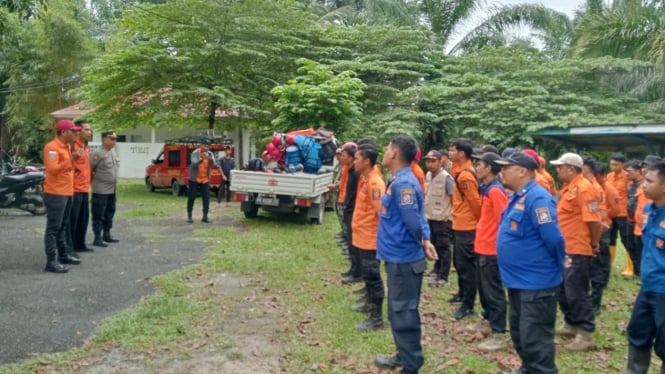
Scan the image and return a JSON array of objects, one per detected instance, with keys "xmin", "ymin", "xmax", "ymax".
[
  {"xmin": 626, "ymin": 159, "xmax": 646, "ymax": 278},
  {"xmin": 551, "ymin": 152, "xmax": 602, "ymax": 352},
  {"xmin": 340, "ymin": 142, "xmax": 362, "ymax": 284},
  {"xmin": 449, "ymin": 138, "xmax": 482, "ymax": 320},
  {"xmin": 350, "ymin": 142, "xmax": 386, "ymax": 331},
  {"xmin": 623, "ymin": 161, "xmax": 665, "ymax": 374},
  {"xmin": 69, "ymin": 120, "xmax": 93, "ymax": 252},
  {"xmin": 423, "ymin": 150, "xmax": 454, "ymax": 287},
  {"xmin": 374, "ymin": 135, "xmax": 437, "ymax": 374},
  {"xmin": 187, "ymin": 138, "xmax": 217, "ymax": 223},
  {"xmin": 91, "ymin": 131, "xmax": 120, "ymax": 246},
  {"xmin": 495, "ymin": 152, "xmax": 565, "ymax": 374},
  {"xmin": 607, "ymin": 153, "xmax": 630, "ymax": 266},
  {"xmin": 471, "ymin": 152, "xmax": 509, "ymax": 352},
  {"xmin": 42, "ymin": 120, "xmax": 82, "ymax": 273}
]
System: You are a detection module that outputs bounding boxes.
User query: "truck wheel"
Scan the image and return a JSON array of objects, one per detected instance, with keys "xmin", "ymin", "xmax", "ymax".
[
  {"xmin": 146, "ymin": 177, "xmax": 155, "ymax": 192},
  {"xmin": 244, "ymin": 203, "xmax": 259, "ymax": 218},
  {"xmin": 310, "ymin": 203, "xmax": 323, "ymax": 225},
  {"xmin": 172, "ymin": 180, "xmax": 185, "ymax": 196}
]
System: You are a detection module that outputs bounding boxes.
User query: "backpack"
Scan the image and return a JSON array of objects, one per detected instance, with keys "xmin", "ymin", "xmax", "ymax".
[{"xmin": 246, "ymin": 158, "xmax": 264, "ymax": 171}]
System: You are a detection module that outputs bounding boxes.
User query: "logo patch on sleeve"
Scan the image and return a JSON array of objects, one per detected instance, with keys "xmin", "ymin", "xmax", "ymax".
[
  {"xmin": 657, "ymin": 238, "xmax": 664, "ymax": 250},
  {"xmin": 587, "ymin": 201, "xmax": 599, "ymax": 213},
  {"xmin": 400, "ymin": 189, "xmax": 414, "ymax": 205},
  {"xmin": 372, "ymin": 188, "xmax": 381, "ymax": 200},
  {"xmin": 536, "ymin": 207, "xmax": 552, "ymax": 224},
  {"xmin": 48, "ymin": 150, "xmax": 57, "ymax": 160}
]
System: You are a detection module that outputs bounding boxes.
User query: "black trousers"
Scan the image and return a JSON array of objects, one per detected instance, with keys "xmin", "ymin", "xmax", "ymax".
[
  {"xmin": 69, "ymin": 192, "xmax": 89, "ymax": 250},
  {"xmin": 508, "ymin": 287, "xmax": 559, "ymax": 374},
  {"xmin": 627, "ymin": 290, "xmax": 665, "ymax": 359},
  {"xmin": 590, "ymin": 231, "xmax": 611, "ymax": 310},
  {"xmin": 91, "ymin": 193, "xmax": 116, "ymax": 235},
  {"xmin": 477, "ymin": 255, "xmax": 507, "ymax": 333},
  {"xmin": 187, "ymin": 181, "xmax": 210, "ymax": 218},
  {"xmin": 454, "ymin": 230, "xmax": 477, "ymax": 310},
  {"xmin": 559, "ymin": 255, "xmax": 595, "ymax": 332},
  {"xmin": 626, "ymin": 221, "xmax": 640, "ymax": 273},
  {"xmin": 386, "ymin": 259, "xmax": 426, "ymax": 373},
  {"xmin": 429, "ymin": 220, "xmax": 452, "ymax": 281},
  {"xmin": 216, "ymin": 180, "xmax": 231, "ymax": 203},
  {"xmin": 610, "ymin": 216, "xmax": 629, "ymax": 247},
  {"xmin": 43, "ymin": 193, "xmax": 73, "ymax": 261},
  {"xmin": 634, "ymin": 235, "xmax": 643, "ymax": 277},
  {"xmin": 358, "ymin": 248, "xmax": 384, "ymax": 304},
  {"xmin": 344, "ymin": 211, "xmax": 360, "ymax": 277}
]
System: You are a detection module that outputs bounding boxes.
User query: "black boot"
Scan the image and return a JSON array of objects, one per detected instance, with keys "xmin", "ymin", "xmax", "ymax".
[
  {"xmin": 93, "ymin": 234, "xmax": 108, "ymax": 247},
  {"xmin": 374, "ymin": 354, "xmax": 402, "ymax": 370},
  {"xmin": 58, "ymin": 253, "xmax": 81, "ymax": 265},
  {"xmin": 187, "ymin": 213, "xmax": 193, "ymax": 223},
  {"xmin": 44, "ymin": 260, "xmax": 69, "ymax": 273},
  {"xmin": 201, "ymin": 216, "xmax": 211, "ymax": 223},
  {"xmin": 623, "ymin": 345, "xmax": 651, "ymax": 374},
  {"xmin": 103, "ymin": 230, "xmax": 119, "ymax": 243},
  {"xmin": 355, "ymin": 302, "xmax": 383, "ymax": 331}
]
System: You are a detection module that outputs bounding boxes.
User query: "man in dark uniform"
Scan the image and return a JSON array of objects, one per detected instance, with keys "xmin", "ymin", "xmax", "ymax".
[
  {"xmin": 91, "ymin": 131, "xmax": 120, "ymax": 247},
  {"xmin": 623, "ymin": 161, "xmax": 665, "ymax": 373},
  {"xmin": 69, "ymin": 120, "xmax": 93, "ymax": 252},
  {"xmin": 217, "ymin": 145, "xmax": 235, "ymax": 207},
  {"xmin": 495, "ymin": 152, "xmax": 565, "ymax": 374},
  {"xmin": 373, "ymin": 135, "xmax": 437, "ymax": 374},
  {"xmin": 341, "ymin": 143, "xmax": 361, "ymax": 284}
]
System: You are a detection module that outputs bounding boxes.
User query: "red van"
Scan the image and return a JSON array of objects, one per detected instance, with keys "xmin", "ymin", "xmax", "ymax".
[{"xmin": 145, "ymin": 136, "xmax": 234, "ymax": 196}]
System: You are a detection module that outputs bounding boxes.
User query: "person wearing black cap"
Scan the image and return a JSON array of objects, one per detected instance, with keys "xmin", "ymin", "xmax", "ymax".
[
  {"xmin": 91, "ymin": 131, "xmax": 120, "ymax": 246},
  {"xmin": 423, "ymin": 150, "xmax": 454, "ymax": 287},
  {"xmin": 625, "ymin": 159, "xmax": 646, "ymax": 277},
  {"xmin": 42, "ymin": 120, "xmax": 83, "ymax": 273},
  {"xmin": 187, "ymin": 138, "xmax": 217, "ymax": 223},
  {"xmin": 631, "ymin": 156, "xmax": 663, "ymax": 278},
  {"xmin": 470, "ymin": 152, "xmax": 509, "ymax": 352},
  {"xmin": 495, "ymin": 152, "xmax": 565, "ymax": 374}
]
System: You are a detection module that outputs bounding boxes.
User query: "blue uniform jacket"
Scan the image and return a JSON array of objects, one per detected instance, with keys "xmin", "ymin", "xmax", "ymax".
[
  {"xmin": 377, "ymin": 166, "xmax": 431, "ymax": 263},
  {"xmin": 640, "ymin": 202, "xmax": 665, "ymax": 293},
  {"xmin": 497, "ymin": 179, "xmax": 565, "ymax": 290}
]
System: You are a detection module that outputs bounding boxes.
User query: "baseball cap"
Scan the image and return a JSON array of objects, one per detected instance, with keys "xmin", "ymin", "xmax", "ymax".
[
  {"xmin": 424, "ymin": 150, "xmax": 442, "ymax": 160},
  {"xmin": 55, "ymin": 120, "xmax": 81, "ymax": 132},
  {"xmin": 495, "ymin": 152, "xmax": 539, "ymax": 171},
  {"xmin": 200, "ymin": 138, "xmax": 211, "ymax": 145},
  {"xmin": 642, "ymin": 155, "xmax": 663, "ymax": 166},
  {"xmin": 101, "ymin": 131, "xmax": 118, "ymax": 139},
  {"xmin": 522, "ymin": 148, "xmax": 540, "ymax": 163},
  {"xmin": 501, "ymin": 147, "xmax": 517, "ymax": 158},
  {"xmin": 473, "ymin": 152, "xmax": 502, "ymax": 166},
  {"xmin": 550, "ymin": 152, "xmax": 583, "ymax": 168}
]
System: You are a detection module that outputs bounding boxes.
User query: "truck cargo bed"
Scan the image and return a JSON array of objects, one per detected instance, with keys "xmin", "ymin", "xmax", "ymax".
[{"xmin": 230, "ymin": 170, "xmax": 333, "ymax": 198}]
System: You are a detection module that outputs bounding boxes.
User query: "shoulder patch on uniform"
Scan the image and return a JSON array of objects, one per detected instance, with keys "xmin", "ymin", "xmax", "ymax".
[
  {"xmin": 400, "ymin": 188, "xmax": 414, "ymax": 205},
  {"xmin": 536, "ymin": 207, "xmax": 552, "ymax": 224},
  {"xmin": 571, "ymin": 186, "xmax": 578, "ymax": 195},
  {"xmin": 372, "ymin": 188, "xmax": 381, "ymax": 200},
  {"xmin": 48, "ymin": 150, "xmax": 57, "ymax": 160},
  {"xmin": 659, "ymin": 220, "xmax": 665, "ymax": 229},
  {"xmin": 657, "ymin": 238, "xmax": 664, "ymax": 250},
  {"xmin": 587, "ymin": 201, "xmax": 598, "ymax": 212}
]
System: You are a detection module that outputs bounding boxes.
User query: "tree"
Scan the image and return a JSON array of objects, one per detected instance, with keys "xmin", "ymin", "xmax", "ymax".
[
  {"xmin": 410, "ymin": 45, "xmax": 661, "ymax": 151},
  {"xmin": 271, "ymin": 59, "xmax": 366, "ymax": 135},
  {"xmin": 3, "ymin": 0, "xmax": 94, "ymax": 159},
  {"xmin": 81, "ymin": 0, "xmax": 314, "ymax": 132}
]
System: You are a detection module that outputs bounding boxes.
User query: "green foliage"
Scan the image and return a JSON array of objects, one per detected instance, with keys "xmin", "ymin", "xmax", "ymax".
[
  {"xmin": 412, "ymin": 46, "xmax": 662, "ymax": 150},
  {"xmin": 81, "ymin": 0, "xmax": 314, "ymax": 131},
  {"xmin": 271, "ymin": 59, "xmax": 366, "ymax": 134},
  {"xmin": 3, "ymin": 0, "xmax": 94, "ymax": 159}
]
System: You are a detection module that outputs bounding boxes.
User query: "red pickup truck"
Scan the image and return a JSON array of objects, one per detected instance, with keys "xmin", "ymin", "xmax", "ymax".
[{"xmin": 145, "ymin": 136, "xmax": 234, "ymax": 196}]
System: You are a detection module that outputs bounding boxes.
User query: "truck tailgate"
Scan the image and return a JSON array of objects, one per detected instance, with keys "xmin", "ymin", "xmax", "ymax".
[{"xmin": 230, "ymin": 170, "xmax": 332, "ymax": 198}]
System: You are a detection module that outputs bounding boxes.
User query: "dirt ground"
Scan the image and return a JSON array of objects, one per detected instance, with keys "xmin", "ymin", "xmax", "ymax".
[{"xmin": 0, "ymin": 203, "xmax": 285, "ymax": 374}]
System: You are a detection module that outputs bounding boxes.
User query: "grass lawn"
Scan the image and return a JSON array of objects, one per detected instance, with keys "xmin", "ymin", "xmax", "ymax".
[{"xmin": 1, "ymin": 179, "xmax": 660, "ymax": 373}]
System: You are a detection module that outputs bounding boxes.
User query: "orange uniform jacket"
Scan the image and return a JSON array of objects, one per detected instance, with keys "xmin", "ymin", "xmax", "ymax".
[
  {"xmin": 539, "ymin": 169, "xmax": 557, "ymax": 196},
  {"xmin": 607, "ymin": 169, "xmax": 628, "ymax": 217},
  {"xmin": 591, "ymin": 179, "xmax": 610, "ymax": 229},
  {"xmin": 452, "ymin": 160, "xmax": 481, "ymax": 231},
  {"xmin": 351, "ymin": 168, "xmax": 386, "ymax": 250},
  {"xmin": 411, "ymin": 162, "xmax": 426, "ymax": 194},
  {"xmin": 43, "ymin": 137, "xmax": 74, "ymax": 196},
  {"xmin": 338, "ymin": 165, "xmax": 349, "ymax": 203},
  {"xmin": 474, "ymin": 180, "xmax": 508, "ymax": 255},
  {"xmin": 72, "ymin": 138, "xmax": 91, "ymax": 193},
  {"xmin": 603, "ymin": 182, "xmax": 621, "ymax": 221},
  {"xmin": 557, "ymin": 174, "xmax": 602, "ymax": 256},
  {"xmin": 634, "ymin": 185, "xmax": 651, "ymax": 236}
]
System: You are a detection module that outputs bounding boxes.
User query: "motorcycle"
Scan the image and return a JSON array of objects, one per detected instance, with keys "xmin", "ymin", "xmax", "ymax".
[{"xmin": 0, "ymin": 151, "xmax": 46, "ymax": 215}]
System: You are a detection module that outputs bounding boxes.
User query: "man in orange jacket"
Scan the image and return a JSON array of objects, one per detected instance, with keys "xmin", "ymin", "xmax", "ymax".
[
  {"xmin": 42, "ymin": 120, "xmax": 82, "ymax": 273},
  {"xmin": 450, "ymin": 138, "xmax": 482, "ymax": 320},
  {"xmin": 69, "ymin": 120, "xmax": 93, "ymax": 253}
]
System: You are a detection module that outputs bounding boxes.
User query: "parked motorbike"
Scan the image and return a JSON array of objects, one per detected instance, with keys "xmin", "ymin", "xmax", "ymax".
[{"xmin": 0, "ymin": 151, "xmax": 46, "ymax": 215}]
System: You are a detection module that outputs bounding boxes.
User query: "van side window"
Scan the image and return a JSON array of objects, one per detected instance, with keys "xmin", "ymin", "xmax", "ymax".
[{"xmin": 168, "ymin": 150, "xmax": 180, "ymax": 167}]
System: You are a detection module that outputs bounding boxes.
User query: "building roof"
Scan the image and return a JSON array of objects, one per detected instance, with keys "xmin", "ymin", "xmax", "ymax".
[
  {"xmin": 531, "ymin": 124, "xmax": 665, "ymax": 155},
  {"xmin": 50, "ymin": 102, "xmax": 96, "ymax": 119}
]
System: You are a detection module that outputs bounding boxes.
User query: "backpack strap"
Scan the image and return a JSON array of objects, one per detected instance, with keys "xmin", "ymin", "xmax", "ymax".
[{"xmin": 455, "ymin": 168, "xmax": 477, "ymax": 201}]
